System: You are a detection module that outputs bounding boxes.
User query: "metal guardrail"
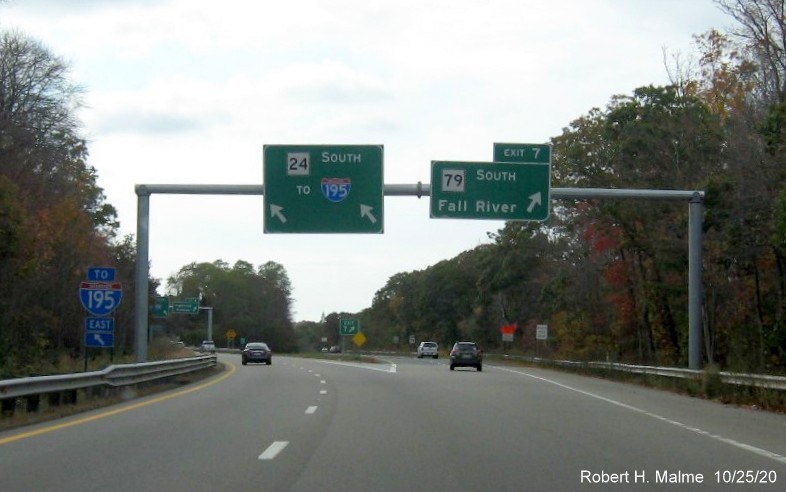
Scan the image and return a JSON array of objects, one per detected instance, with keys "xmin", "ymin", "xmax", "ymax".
[
  {"xmin": 0, "ymin": 355, "xmax": 217, "ymax": 401},
  {"xmin": 502, "ymin": 356, "xmax": 786, "ymax": 391}
]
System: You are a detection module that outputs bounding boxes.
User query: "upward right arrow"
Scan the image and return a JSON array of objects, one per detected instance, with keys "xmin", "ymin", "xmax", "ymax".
[{"xmin": 527, "ymin": 192, "xmax": 542, "ymax": 213}]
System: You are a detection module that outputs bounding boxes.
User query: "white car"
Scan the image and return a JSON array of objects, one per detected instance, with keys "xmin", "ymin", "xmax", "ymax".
[
  {"xmin": 200, "ymin": 340, "xmax": 216, "ymax": 353},
  {"xmin": 417, "ymin": 341, "xmax": 439, "ymax": 359}
]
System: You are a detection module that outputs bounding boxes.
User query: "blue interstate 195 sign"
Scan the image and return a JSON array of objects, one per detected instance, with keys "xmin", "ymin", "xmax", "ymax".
[{"xmin": 79, "ymin": 281, "xmax": 123, "ymax": 316}]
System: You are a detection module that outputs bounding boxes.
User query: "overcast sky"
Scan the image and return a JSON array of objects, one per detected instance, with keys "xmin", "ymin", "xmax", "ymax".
[{"xmin": 1, "ymin": 0, "xmax": 732, "ymax": 322}]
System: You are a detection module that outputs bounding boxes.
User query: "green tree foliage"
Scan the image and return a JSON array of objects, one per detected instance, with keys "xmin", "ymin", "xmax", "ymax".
[
  {"xmin": 293, "ymin": 319, "xmax": 327, "ymax": 352},
  {"xmin": 694, "ymin": 2, "xmax": 786, "ymax": 370},
  {"xmin": 717, "ymin": 0, "xmax": 786, "ymax": 104},
  {"xmin": 165, "ymin": 260, "xmax": 297, "ymax": 352},
  {"xmin": 0, "ymin": 31, "xmax": 128, "ymax": 376}
]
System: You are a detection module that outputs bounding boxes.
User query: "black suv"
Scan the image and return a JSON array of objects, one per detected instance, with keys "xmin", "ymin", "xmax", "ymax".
[{"xmin": 449, "ymin": 341, "xmax": 482, "ymax": 371}]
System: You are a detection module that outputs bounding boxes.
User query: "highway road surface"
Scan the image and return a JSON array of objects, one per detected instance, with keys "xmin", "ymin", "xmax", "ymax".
[{"xmin": 1, "ymin": 354, "xmax": 785, "ymax": 491}]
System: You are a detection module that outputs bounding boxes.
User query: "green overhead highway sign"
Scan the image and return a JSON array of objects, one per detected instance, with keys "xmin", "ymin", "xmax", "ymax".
[
  {"xmin": 263, "ymin": 145, "xmax": 384, "ymax": 233},
  {"xmin": 171, "ymin": 297, "xmax": 199, "ymax": 314},
  {"xmin": 430, "ymin": 160, "xmax": 551, "ymax": 221}
]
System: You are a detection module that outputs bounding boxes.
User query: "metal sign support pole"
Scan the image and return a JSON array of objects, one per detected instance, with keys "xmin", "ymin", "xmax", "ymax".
[
  {"xmin": 199, "ymin": 307, "xmax": 213, "ymax": 342},
  {"xmin": 688, "ymin": 195, "xmax": 704, "ymax": 370},
  {"xmin": 135, "ymin": 190, "xmax": 150, "ymax": 363}
]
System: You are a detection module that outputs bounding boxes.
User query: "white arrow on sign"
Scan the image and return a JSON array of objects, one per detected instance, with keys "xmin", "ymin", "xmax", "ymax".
[
  {"xmin": 527, "ymin": 192, "xmax": 542, "ymax": 213},
  {"xmin": 92, "ymin": 333, "xmax": 106, "ymax": 346},
  {"xmin": 270, "ymin": 204, "xmax": 287, "ymax": 223},
  {"xmin": 360, "ymin": 204, "xmax": 377, "ymax": 224}
]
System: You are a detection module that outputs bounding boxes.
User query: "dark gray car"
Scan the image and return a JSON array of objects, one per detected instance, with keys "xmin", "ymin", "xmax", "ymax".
[
  {"xmin": 242, "ymin": 342, "xmax": 272, "ymax": 365},
  {"xmin": 449, "ymin": 341, "xmax": 482, "ymax": 371}
]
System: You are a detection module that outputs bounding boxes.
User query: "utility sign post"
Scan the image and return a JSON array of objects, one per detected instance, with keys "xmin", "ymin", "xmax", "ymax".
[
  {"xmin": 263, "ymin": 145, "xmax": 384, "ymax": 233},
  {"xmin": 339, "ymin": 318, "xmax": 360, "ymax": 353},
  {"xmin": 501, "ymin": 324, "xmax": 516, "ymax": 343},
  {"xmin": 80, "ymin": 267, "xmax": 120, "ymax": 354},
  {"xmin": 339, "ymin": 319, "xmax": 360, "ymax": 336}
]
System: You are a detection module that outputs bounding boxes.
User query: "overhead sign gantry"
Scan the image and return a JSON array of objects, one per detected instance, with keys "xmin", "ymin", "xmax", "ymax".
[{"xmin": 135, "ymin": 141, "xmax": 705, "ymax": 370}]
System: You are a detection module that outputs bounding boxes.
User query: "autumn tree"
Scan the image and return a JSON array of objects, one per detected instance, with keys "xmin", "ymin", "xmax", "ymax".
[
  {"xmin": 0, "ymin": 31, "xmax": 123, "ymax": 375},
  {"xmin": 678, "ymin": 1, "xmax": 786, "ymax": 369},
  {"xmin": 166, "ymin": 260, "xmax": 297, "ymax": 351}
]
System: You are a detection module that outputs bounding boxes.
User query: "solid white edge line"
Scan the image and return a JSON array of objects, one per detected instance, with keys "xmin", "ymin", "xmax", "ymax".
[
  {"xmin": 496, "ymin": 366, "xmax": 786, "ymax": 465},
  {"xmin": 258, "ymin": 441, "xmax": 289, "ymax": 460}
]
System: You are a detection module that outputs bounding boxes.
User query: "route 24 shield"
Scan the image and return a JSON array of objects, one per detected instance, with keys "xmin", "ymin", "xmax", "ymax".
[{"xmin": 321, "ymin": 178, "xmax": 351, "ymax": 203}]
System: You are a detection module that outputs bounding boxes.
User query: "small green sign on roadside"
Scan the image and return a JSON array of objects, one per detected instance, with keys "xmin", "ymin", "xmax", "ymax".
[
  {"xmin": 151, "ymin": 296, "xmax": 169, "ymax": 317},
  {"xmin": 340, "ymin": 319, "xmax": 360, "ymax": 336}
]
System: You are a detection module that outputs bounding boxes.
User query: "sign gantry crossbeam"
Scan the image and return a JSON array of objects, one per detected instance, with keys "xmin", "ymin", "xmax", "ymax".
[{"xmin": 135, "ymin": 183, "xmax": 704, "ymax": 369}]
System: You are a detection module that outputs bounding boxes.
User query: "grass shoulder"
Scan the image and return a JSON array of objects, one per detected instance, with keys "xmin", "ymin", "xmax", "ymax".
[{"xmin": 486, "ymin": 354, "xmax": 786, "ymax": 414}]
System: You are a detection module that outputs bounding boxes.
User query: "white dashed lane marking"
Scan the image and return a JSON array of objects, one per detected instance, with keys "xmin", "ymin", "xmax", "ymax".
[
  {"xmin": 258, "ymin": 365, "xmax": 328, "ymax": 461},
  {"xmin": 259, "ymin": 441, "xmax": 289, "ymax": 460}
]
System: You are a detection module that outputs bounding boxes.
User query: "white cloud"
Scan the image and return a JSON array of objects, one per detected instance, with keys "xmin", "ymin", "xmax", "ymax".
[{"xmin": 1, "ymin": 0, "xmax": 732, "ymax": 321}]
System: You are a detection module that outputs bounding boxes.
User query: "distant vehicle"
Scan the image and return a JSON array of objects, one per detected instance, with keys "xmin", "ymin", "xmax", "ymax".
[
  {"xmin": 449, "ymin": 341, "xmax": 482, "ymax": 371},
  {"xmin": 200, "ymin": 340, "xmax": 216, "ymax": 353},
  {"xmin": 417, "ymin": 341, "xmax": 439, "ymax": 359},
  {"xmin": 321, "ymin": 347, "xmax": 328, "ymax": 352},
  {"xmin": 242, "ymin": 342, "xmax": 272, "ymax": 365},
  {"xmin": 329, "ymin": 345, "xmax": 341, "ymax": 353}
]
